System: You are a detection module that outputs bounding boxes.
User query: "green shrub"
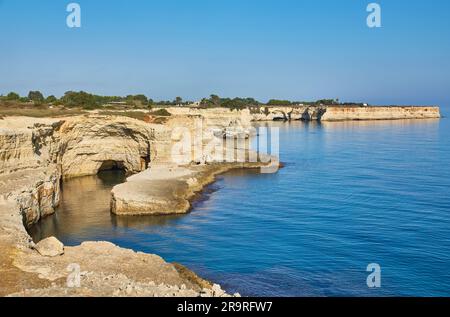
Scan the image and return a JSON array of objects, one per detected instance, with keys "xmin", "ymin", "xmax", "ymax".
[
  {"xmin": 267, "ymin": 99, "xmax": 292, "ymax": 106},
  {"xmin": 46, "ymin": 95, "xmax": 58, "ymax": 104},
  {"xmin": 28, "ymin": 91, "xmax": 45, "ymax": 103},
  {"xmin": 6, "ymin": 92, "xmax": 20, "ymax": 100},
  {"xmin": 150, "ymin": 109, "xmax": 172, "ymax": 117}
]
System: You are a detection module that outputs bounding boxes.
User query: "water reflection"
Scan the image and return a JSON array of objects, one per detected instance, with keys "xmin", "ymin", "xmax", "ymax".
[
  {"xmin": 29, "ymin": 170, "xmax": 127, "ymax": 242},
  {"xmin": 111, "ymin": 214, "xmax": 186, "ymax": 228},
  {"xmin": 320, "ymin": 118, "xmax": 441, "ymax": 131},
  {"xmin": 29, "ymin": 170, "xmax": 221, "ymax": 241}
]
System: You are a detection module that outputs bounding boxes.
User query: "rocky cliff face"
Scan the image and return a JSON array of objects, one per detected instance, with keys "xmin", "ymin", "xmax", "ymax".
[
  {"xmin": 1, "ymin": 114, "xmax": 247, "ymax": 297},
  {"xmin": 0, "ymin": 119, "xmax": 62, "ymax": 174},
  {"xmin": 0, "ymin": 118, "xmax": 63, "ymax": 226},
  {"xmin": 16, "ymin": 168, "xmax": 61, "ymax": 227},
  {"xmin": 3, "ymin": 111, "xmax": 264, "ymax": 230},
  {"xmin": 249, "ymin": 105, "xmax": 440, "ymax": 121},
  {"xmin": 0, "ymin": 106, "xmax": 442, "ymax": 297},
  {"xmin": 0, "ymin": 130, "xmax": 40, "ymax": 174},
  {"xmin": 58, "ymin": 116, "xmax": 154, "ymax": 178},
  {"xmin": 0, "ymin": 105, "xmax": 442, "ymax": 226},
  {"xmin": 163, "ymin": 107, "xmax": 253, "ymax": 129},
  {"xmin": 319, "ymin": 106, "xmax": 441, "ymax": 121},
  {"xmin": 0, "ymin": 116, "xmax": 155, "ymax": 226},
  {"xmin": 150, "ymin": 110, "xmax": 255, "ymax": 166},
  {"xmin": 1, "ymin": 112, "xmax": 251, "ymax": 227}
]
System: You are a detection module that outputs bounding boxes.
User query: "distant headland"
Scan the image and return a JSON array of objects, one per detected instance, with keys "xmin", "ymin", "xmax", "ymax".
[{"xmin": 0, "ymin": 91, "xmax": 441, "ymax": 121}]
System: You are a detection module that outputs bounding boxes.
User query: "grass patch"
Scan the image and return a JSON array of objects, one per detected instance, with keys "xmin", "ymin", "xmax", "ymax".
[
  {"xmin": 96, "ymin": 111, "xmax": 150, "ymax": 121},
  {"xmin": 0, "ymin": 103, "xmax": 86, "ymax": 118},
  {"xmin": 149, "ymin": 109, "xmax": 172, "ymax": 117}
]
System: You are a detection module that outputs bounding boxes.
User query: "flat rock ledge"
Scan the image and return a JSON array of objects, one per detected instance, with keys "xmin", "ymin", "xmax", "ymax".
[
  {"xmin": 111, "ymin": 160, "xmax": 274, "ymax": 216},
  {"xmin": 8, "ymin": 241, "xmax": 235, "ymax": 297}
]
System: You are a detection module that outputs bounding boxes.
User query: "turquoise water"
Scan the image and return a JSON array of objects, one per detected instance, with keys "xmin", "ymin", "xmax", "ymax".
[{"xmin": 31, "ymin": 116, "xmax": 450, "ymax": 297}]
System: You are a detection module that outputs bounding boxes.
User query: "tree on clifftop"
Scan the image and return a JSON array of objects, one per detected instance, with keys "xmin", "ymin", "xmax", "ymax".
[
  {"xmin": 61, "ymin": 91, "xmax": 98, "ymax": 109},
  {"xmin": 175, "ymin": 96, "xmax": 183, "ymax": 104},
  {"xmin": 45, "ymin": 95, "xmax": 58, "ymax": 104},
  {"xmin": 6, "ymin": 92, "xmax": 20, "ymax": 100},
  {"xmin": 210, "ymin": 94, "xmax": 221, "ymax": 107},
  {"xmin": 28, "ymin": 91, "xmax": 45, "ymax": 103},
  {"xmin": 128, "ymin": 94, "xmax": 148, "ymax": 104},
  {"xmin": 267, "ymin": 99, "xmax": 292, "ymax": 106}
]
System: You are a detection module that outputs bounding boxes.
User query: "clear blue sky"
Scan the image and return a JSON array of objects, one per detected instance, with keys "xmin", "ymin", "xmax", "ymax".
[{"xmin": 1, "ymin": 0, "xmax": 449, "ymax": 105}]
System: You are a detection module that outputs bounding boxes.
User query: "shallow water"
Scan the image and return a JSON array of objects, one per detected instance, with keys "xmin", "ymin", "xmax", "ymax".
[{"xmin": 30, "ymin": 117, "xmax": 450, "ymax": 297}]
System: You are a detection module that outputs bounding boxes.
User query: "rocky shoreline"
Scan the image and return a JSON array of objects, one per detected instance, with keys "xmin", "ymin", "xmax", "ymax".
[
  {"xmin": 166, "ymin": 105, "xmax": 441, "ymax": 122},
  {"xmin": 0, "ymin": 105, "xmax": 441, "ymax": 297},
  {"xmin": 111, "ymin": 161, "xmax": 275, "ymax": 216},
  {"xmin": 0, "ymin": 110, "xmax": 266, "ymax": 297}
]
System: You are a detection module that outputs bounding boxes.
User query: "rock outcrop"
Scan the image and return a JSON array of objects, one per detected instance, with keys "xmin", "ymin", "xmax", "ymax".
[
  {"xmin": 248, "ymin": 105, "xmax": 440, "ymax": 121},
  {"xmin": 10, "ymin": 241, "xmax": 231, "ymax": 297},
  {"xmin": 0, "ymin": 116, "xmax": 156, "ymax": 227},
  {"xmin": 16, "ymin": 167, "xmax": 62, "ymax": 227},
  {"xmin": 111, "ymin": 161, "xmax": 271, "ymax": 216},
  {"xmin": 162, "ymin": 107, "xmax": 253, "ymax": 129},
  {"xmin": 319, "ymin": 106, "xmax": 441, "ymax": 121},
  {"xmin": 1, "ymin": 112, "xmax": 256, "ymax": 226},
  {"xmin": 0, "ymin": 112, "xmax": 255, "ymax": 297},
  {"xmin": 34, "ymin": 237, "xmax": 64, "ymax": 257},
  {"xmin": 0, "ymin": 118, "xmax": 61, "ymax": 174},
  {"xmin": 58, "ymin": 116, "xmax": 154, "ymax": 178}
]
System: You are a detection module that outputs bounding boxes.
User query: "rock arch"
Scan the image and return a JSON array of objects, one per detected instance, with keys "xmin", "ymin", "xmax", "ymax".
[
  {"xmin": 271, "ymin": 110, "xmax": 289, "ymax": 121},
  {"xmin": 98, "ymin": 160, "xmax": 126, "ymax": 172},
  {"xmin": 58, "ymin": 116, "xmax": 154, "ymax": 179}
]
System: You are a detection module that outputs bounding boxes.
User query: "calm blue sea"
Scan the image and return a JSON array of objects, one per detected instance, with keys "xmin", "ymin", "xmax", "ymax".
[{"xmin": 31, "ymin": 112, "xmax": 450, "ymax": 296}]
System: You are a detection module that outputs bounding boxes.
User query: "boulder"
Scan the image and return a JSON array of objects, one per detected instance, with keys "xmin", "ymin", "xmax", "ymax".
[{"xmin": 34, "ymin": 237, "xmax": 64, "ymax": 257}]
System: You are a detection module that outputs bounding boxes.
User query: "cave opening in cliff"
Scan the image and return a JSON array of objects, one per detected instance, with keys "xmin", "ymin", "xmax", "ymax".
[{"xmin": 98, "ymin": 160, "xmax": 126, "ymax": 173}]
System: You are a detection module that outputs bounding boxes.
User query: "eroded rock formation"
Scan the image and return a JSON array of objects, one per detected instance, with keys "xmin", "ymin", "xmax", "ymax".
[
  {"xmin": 319, "ymin": 106, "xmax": 441, "ymax": 121},
  {"xmin": 247, "ymin": 105, "xmax": 440, "ymax": 121},
  {"xmin": 0, "ymin": 104, "xmax": 441, "ymax": 297},
  {"xmin": 0, "ymin": 112, "xmax": 254, "ymax": 297},
  {"xmin": 58, "ymin": 116, "xmax": 154, "ymax": 178}
]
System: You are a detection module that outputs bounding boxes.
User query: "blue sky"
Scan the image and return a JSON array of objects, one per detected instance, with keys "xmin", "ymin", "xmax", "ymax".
[{"xmin": 1, "ymin": 0, "xmax": 449, "ymax": 105}]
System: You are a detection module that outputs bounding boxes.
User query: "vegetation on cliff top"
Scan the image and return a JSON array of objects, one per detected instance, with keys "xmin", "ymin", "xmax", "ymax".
[
  {"xmin": 0, "ymin": 91, "xmax": 369, "ymax": 116},
  {"xmin": 149, "ymin": 109, "xmax": 172, "ymax": 117}
]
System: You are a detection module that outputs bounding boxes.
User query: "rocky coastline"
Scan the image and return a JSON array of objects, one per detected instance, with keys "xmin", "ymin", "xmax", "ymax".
[
  {"xmin": 0, "ymin": 110, "xmax": 266, "ymax": 297},
  {"xmin": 166, "ymin": 105, "xmax": 441, "ymax": 122},
  {"xmin": 0, "ymin": 105, "xmax": 441, "ymax": 297}
]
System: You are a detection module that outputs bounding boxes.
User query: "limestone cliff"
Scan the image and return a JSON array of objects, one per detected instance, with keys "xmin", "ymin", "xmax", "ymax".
[
  {"xmin": 0, "ymin": 106, "xmax": 442, "ymax": 297},
  {"xmin": 319, "ymin": 106, "xmax": 441, "ymax": 121},
  {"xmin": 0, "ymin": 104, "xmax": 441, "ymax": 227},
  {"xmin": 0, "ymin": 114, "xmax": 244, "ymax": 297},
  {"xmin": 249, "ymin": 105, "xmax": 440, "ymax": 121},
  {"xmin": 162, "ymin": 107, "xmax": 253, "ymax": 129},
  {"xmin": 0, "ymin": 116, "xmax": 155, "ymax": 227},
  {"xmin": 0, "ymin": 118, "xmax": 62, "ymax": 174},
  {"xmin": 1, "ymin": 111, "xmax": 254, "ymax": 230},
  {"xmin": 58, "ymin": 116, "xmax": 154, "ymax": 178}
]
